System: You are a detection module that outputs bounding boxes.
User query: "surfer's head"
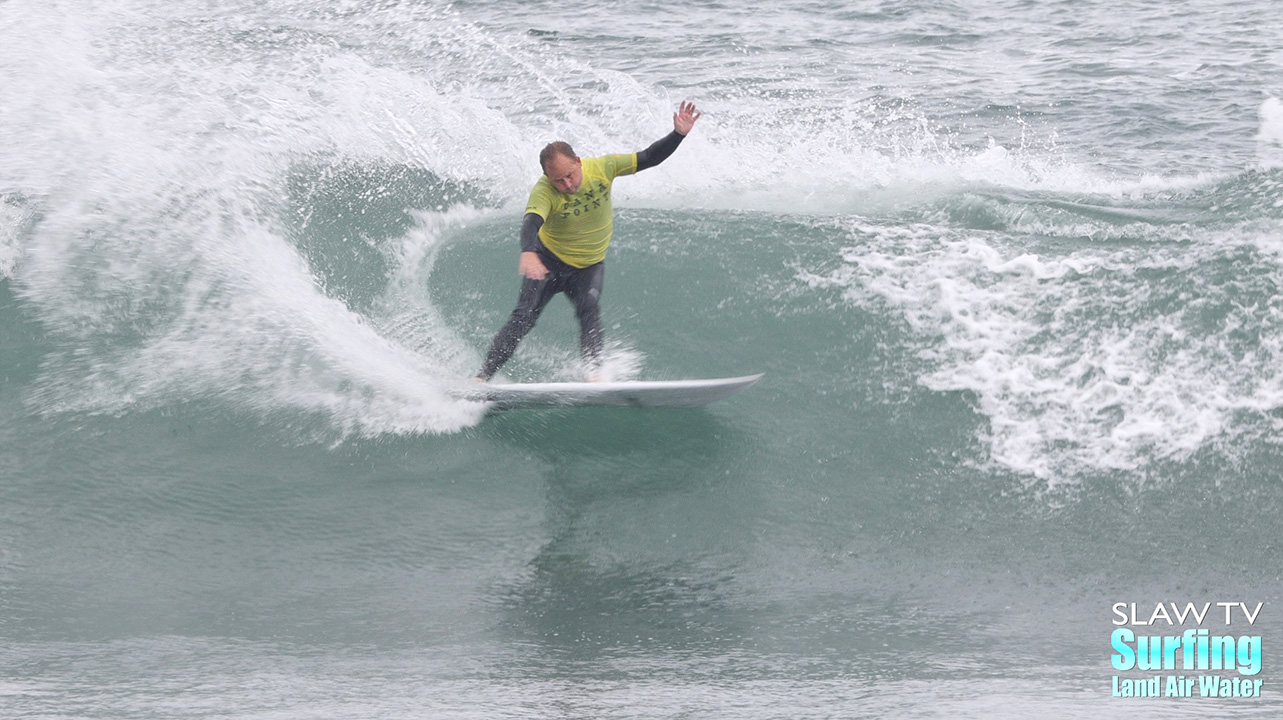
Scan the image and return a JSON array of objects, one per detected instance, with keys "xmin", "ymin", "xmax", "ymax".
[{"xmin": 540, "ymin": 141, "xmax": 582, "ymax": 194}]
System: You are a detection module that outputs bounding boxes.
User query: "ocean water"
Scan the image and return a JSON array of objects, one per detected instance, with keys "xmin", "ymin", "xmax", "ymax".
[{"xmin": 3, "ymin": 0, "xmax": 1283, "ymax": 716}]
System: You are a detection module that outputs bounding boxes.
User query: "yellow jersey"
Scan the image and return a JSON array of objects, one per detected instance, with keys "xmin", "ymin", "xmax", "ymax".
[{"xmin": 524, "ymin": 153, "xmax": 638, "ymax": 268}]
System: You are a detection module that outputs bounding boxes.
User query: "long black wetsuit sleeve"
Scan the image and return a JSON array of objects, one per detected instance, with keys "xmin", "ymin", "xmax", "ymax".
[
  {"xmin": 520, "ymin": 212, "xmax": 545, "ymax": 253},
  {"xmin": 635, "ymin": 130, "xmax": 686, "ymax": 172}
]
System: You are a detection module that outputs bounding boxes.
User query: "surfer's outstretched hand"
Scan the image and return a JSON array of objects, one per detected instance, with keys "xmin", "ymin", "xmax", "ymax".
[{"xmin": 674, "ymin": 101, "xmax": 701, "ymax": 136}]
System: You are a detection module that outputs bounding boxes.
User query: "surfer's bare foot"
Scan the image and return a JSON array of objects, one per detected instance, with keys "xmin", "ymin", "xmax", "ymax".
[{"xmin": 473, "ymin": 376, "xmax": 487, "ymax": 383}]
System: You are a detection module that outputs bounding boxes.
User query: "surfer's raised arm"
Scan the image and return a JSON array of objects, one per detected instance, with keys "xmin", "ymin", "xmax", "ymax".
[{"xmin": 636, "ymin": 101, "xmax": 701, "ymax": 172}]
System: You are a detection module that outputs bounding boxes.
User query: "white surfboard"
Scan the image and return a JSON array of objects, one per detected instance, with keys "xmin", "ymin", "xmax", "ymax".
[{"xmin": 459, "ymin": 373, "xmax": 763, "ymax": 409}]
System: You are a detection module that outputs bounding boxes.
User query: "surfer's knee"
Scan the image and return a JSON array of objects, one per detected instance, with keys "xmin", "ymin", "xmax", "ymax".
[
  {"xmin": 573, "ymin": 287, "xmax": 600, "ymax": 320},
  {"xmin": 574, "ymin": 303, "xmax": 599, "ymax": 326}
]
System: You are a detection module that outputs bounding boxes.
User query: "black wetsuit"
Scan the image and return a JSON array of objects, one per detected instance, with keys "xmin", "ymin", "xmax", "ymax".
[{"xmin": 477, "ymin": 130, "xmax": 687, "ymax": 380}]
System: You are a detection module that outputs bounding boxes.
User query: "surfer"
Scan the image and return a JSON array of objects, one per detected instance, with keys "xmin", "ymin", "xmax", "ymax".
[{"xmin": 475, "ymin": 101, "xmax": 702, "ymax": 381}]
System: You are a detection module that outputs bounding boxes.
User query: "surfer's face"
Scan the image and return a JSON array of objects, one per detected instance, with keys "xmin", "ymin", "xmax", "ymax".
[{"xmin": 544, "ymin": 154, "xmax": 582, "ymax": 195}]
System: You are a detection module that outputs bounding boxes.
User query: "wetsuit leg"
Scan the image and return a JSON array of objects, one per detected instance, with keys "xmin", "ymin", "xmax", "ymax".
[
  {"xmin": 565, "ymin": 262, "xmax": 605, "ymax": 369},
  {"xmin": 477, "ymin": 275, "xmax": 561, "ymax": 380}
]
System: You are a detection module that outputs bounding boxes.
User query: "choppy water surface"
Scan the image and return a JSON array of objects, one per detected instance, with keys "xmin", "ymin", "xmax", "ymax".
[{"xmin": 3, "ymin": 0, "xmax": 1283, "ymax": 716}]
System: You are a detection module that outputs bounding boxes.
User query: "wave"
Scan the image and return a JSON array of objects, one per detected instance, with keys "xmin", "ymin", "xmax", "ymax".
[
  {"xmin": 2, "ymin": 0, "xmax": 1278, "ymax": 453},
  {"xmin": 798, "ymin": 170, "xmax": 1283, "ymax": 482}
]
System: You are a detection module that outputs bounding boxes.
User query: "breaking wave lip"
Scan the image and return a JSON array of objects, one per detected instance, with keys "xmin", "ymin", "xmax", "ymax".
[
  {"xmin": 798, "ymin": 177, "xmax": 1283, "ymax": 484},
  {"xmin": 775, "ymin": 100, "xmax": 1283, "ymax": 482}
]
